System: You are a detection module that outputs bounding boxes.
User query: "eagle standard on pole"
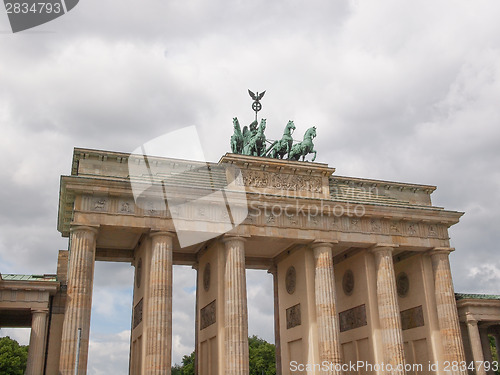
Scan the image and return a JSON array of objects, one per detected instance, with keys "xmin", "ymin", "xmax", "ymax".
[{"xmin": 248, "ymin": 89, "xmax": 265, "ymax": 122}]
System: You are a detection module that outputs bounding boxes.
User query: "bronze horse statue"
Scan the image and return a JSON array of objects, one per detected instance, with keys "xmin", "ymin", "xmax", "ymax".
[
  {"xmin": 243, "ymin": 118, "xmax": 267, "ymax": 157},
  {"xmin": 267, "ymin": 120, "xmax": 296, "ymax": 159},
  {"xmin": 288, "ymin": 126, "xmax": 317, "ymax": 162},
  {"xmin": 230, "ymin": 117, "xmax": 244, "ymax": 154}
]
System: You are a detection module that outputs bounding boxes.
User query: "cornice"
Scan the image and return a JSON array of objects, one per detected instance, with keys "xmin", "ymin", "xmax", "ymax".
[{"xmin": 333, "ymin": 175, "xmax": 437, "ymax": 193}]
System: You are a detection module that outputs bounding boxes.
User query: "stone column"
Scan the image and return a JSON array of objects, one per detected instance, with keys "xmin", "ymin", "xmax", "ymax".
[
  {"xmin": 370, "ymin": 244, "xmax": 406, "ymax": 374},
  {"xmin": 145, "ymin": 231, "xmax": 175, "ymax": 374},
  {"xmin": 429, "ymin": 248, "xmax": 467, "ymax": 374},
  {"xmin": 312, "ymin": 242, "xmax": 343, "ymax": 374},
  {"xmin": 466, "ymin": 314, "xmax": 486, "ymax": 375},
  {"xmin": 59, "ymin": 225, "xmax": 98, "ymax": 375},
  {"xmin": 26, "ymin": 309, "xmax": 49, "ymax": 375},
  {"xmin": 222, "ymin": 236, "xmax": 249, "ymax": 375},
  {"xmin": 268, "ymin": 266, "xmax": 282, "ymax": 375},
  {"xmin": 479, "ymin": 326, "xmax": 494, "ymax": 375}
]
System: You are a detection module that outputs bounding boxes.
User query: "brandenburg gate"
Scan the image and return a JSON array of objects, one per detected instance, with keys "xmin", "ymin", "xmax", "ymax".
[
  {"xmin": 48, "ymin": 139, "xmax": 469, "ymax": 374},
  {"xmin": 0, "ymin": 91, "xmax": 497, "ymax": 374}
]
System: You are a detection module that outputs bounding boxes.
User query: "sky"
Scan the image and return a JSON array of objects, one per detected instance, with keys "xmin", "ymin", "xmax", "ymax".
[{"xmin": 1, "ymin": 0, "xmax": 500, "ymax": 373}]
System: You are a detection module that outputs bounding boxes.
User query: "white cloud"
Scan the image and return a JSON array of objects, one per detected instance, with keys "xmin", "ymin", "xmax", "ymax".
[
  {"xmin": 0, "ymin": 328, "xmax": 31, "ymax": 345},
  {"xmin": 88, "ymin": 330, "xmax": 131, "ymax": 375}
]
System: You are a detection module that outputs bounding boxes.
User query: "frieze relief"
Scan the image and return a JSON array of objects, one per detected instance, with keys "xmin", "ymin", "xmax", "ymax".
[
  {"xmin": 286, "ymin": 213, "xmax": 300, "ymax": 226},
  {"xmin": 237, "ymin": 170, "xmax": 323, "ymax": 193},
  {"xmin": 328, "ymin": 215, "xmax": 338, "ymax": 229},
  {"xmin": 349, "ymin": 218, "xmax": 360, "ymax": 231},
  {"xmin": 266, "ymin": 213, "xmax": 277, "ymax": 224},
  {"xmin": 428, "ymin": 224, "xmax": 438, "ymax": 237},
  {"xmin": 118, "ymin": 199, "xmax": 135, "ymax": 214},
  {"xmin": 81, "ymin": 195, "xmax": 110, "ymax": 212},
  {"xmin": 78, "ymin": 194, "xmax": 448, "ymax": 240},
  {"xmin": 307, "ymin": 215, "xmax": 321, "ymax": 228},
  {"xmin": 93, "ymin": 198, "xmax": 108, "ymax": 211},
  {"xmin": 370, "ymin": 219, "xmax": 382, "ymax": 233},
  {"xmin": 407, "ymin": 224, "xmax": 418, "ymax": 236},
  {"xmin": 390, "ymin": 221, "xmax": 402, "ymax": 234}
]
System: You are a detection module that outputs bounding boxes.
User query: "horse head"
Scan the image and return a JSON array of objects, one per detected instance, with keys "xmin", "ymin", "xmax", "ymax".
[
  {"xmin": 304, "ymin": 126, "xmax": 317, "ymax": 140},
  {"xmin": 285, "ymin": 120, "xmax": 296, "ymax": 136},
  {"xmin": 259, "ymin": 118, "xmax": 267, "ymax": 133},
  {"xmin": 233, "ymin": 117, "xmax": 240, "ymax": 129}
]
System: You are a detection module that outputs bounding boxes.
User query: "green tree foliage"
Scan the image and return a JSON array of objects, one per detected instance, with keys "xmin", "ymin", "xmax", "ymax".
[
  {"xmin": 172, "ymin": 351, "xmax": 195, "ymax": 375},
  {"xmin": 489, "ymin": 335, "xmax": 500, "ymax": 375},
  {"xmin": 248, "ymin": 335, "xmax": 276, "ymax": 375},
  {"xmin": 172, "ymin": 336, "xmax": 276, "ymax": 374},
  {"xmin": 0, "ymin": 336, "xmax": 28, "ymax": 375}
]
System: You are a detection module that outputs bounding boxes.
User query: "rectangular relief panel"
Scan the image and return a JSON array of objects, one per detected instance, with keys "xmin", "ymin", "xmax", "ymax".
[
  {"xmin": 200, "ymin": 300, "xmax": 216, "ymax": 330},
  {"xmin": 133, "ymin": 298, "xmax": 143, "ymax": 329},
  {"xmin": 286, "ymin": 303, "xmax": 301, "ymax": 329},
  {"xmin": 339, "ymin": 304, "xmax": 367, "ymax": 332},
  {"xmin": 400, "ymin": 305, "xmax": 424, "ymax": 331}
]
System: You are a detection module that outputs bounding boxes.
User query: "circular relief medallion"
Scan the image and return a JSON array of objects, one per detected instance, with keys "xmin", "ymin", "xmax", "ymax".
[
  {"xmin": 135, "ymin": 258, "xmax": 142, "ymax": 289},
  {"xmin": 203, "ymin": 263, "xmax": 211, "ymax": 292},
  {"xmin": 342, "ymin": 269, "xmax": 355, "ymax": 296},
  {"xmin": 285, "ymin": 266, "xmax": 296, "ymax": 295},
  {"xmin": 397, "ymin": 272, "xmax": 410, "ymax": 297}
]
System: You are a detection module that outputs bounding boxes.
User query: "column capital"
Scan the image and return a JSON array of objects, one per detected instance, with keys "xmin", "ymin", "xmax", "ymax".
[
  {"xmin": 466, "ymin": 313, "xmax": 478, "ymax": 326},
  {"xmin": 428, "ymin": 247, "xmax": 455, "ymax": 257},
  {"xmin": 149, "ymin": 231, "xmax": 175, "ymax": 239},
  {"xmin": 70, "ymin": 225, "xmax": 99, "ymax": 235},
  {"xmin": 31, "ymin": 308, "xmax": 49, "ymax": 315},
  {"xmin": 221, "ymin": 234, "xmax": 248, "ymax": 244},
  {"xmin": 369, "ymin": 243, "xmax": 399, "ymax": 254},
  {"xmin": 311, "ymin": 240, "xmax": 338, "ymax": 250}
]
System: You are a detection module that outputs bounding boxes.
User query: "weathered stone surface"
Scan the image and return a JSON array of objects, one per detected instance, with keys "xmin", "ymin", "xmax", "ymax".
[
  {"xmin": 339, "ymin": 304, "xmax": 367, "ymax": 332},
  {"xmin": 286, "ymin": 303, "xmax": 301, "ymax": 329},
  {"xmin": 58, "ymin": 226, "xmax": 98, "ymax": 375},
  {"xmin": 466, "ymin": 316, "xmax": 486, "ymax": 375},
  {"xmin": 312, "ymin": 242, "xmax": 343, "ymax": 373},
  {"xmin": 133, "ymin": 298, "xmax": 143, "ymax": 329},
  {"xmin": 223, "ymin": 236, "xmax": 249, "ymax": 375},
  {"xmin": 26, "ymin": 309, "xmax": 49, "ymax": 375},
  {"xmin": 200, "ymin": 300, "xmax": 216, "ymax": 330},
  {"xmin": 371, "ymin": 245, "xmax": 407, "ymax": 374},
  {"xmin": 430, "ymin": 248, "xmax": 467, "ymax": 374},
  {"xmin": 400, "ymin": 305, "xmax": 424, "ymax": 330},
  {"xmin": 144, "ymin": 232, "xmax": 174, "ymax": 374}
]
